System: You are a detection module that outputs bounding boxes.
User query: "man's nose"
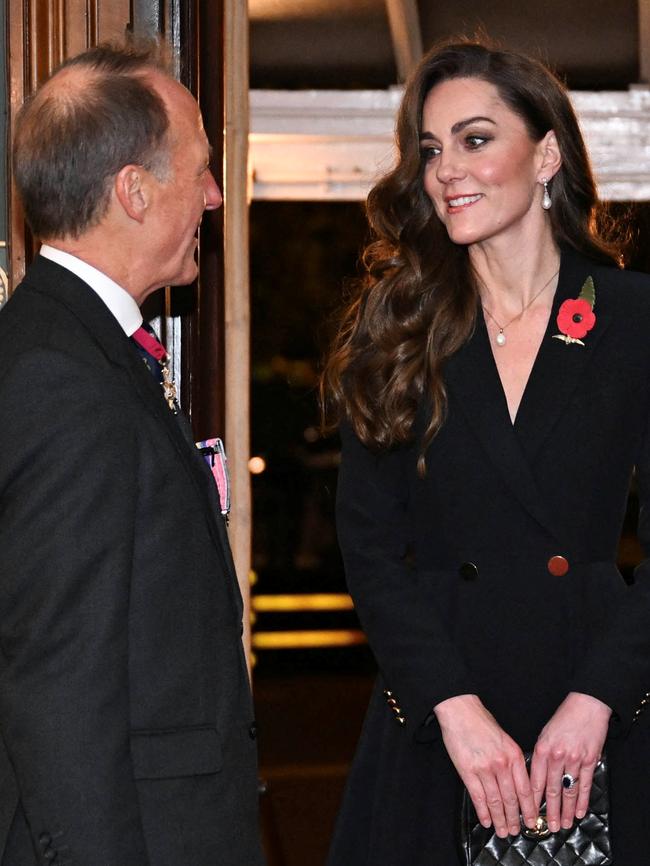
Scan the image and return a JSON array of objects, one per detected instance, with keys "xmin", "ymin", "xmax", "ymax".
[{"xmin": 203, "ymin": 170, "xmax": 222, "ymax": 210}]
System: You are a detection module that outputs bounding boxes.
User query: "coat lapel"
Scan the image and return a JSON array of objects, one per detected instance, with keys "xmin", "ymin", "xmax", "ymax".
[
  {"xmin": 444, "ymin": 246, "xmax": 613, "ymax": 540},
  {"xmin": 444, "ymin": 309, "xmax": 559, "ymax": 538},
  {"xmin": 23, "ymin": 257, "xmax": 243, "ymax": 618},
  {"xmin": 513, "ymin": 247, "xmax": 613, "ymax": 461}
]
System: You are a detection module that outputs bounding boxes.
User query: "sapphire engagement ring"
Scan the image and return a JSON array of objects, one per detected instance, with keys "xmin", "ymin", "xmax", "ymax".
[{"xmin": 561, "ymin": 773, "xmax": 578, "ymax": 790}]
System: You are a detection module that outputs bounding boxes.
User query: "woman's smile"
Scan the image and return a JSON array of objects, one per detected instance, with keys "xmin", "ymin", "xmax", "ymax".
[{"xmin": 445, "ymin": 193, "xmax": 484, "ymax": 213}]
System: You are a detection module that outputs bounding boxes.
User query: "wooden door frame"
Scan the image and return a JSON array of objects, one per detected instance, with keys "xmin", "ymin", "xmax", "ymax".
[{"xmin": 173, "ymin": 0, "xmax": 252, "ymax": 661}]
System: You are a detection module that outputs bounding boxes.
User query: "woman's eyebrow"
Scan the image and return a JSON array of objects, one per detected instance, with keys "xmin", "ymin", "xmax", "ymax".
[
  {"xmin": 451, "ymin": 116, "xmax": 496, "ymax": 134},
  {"xmin": 420, "ymin": 116, "xmax": 497, "ymax": 140}
]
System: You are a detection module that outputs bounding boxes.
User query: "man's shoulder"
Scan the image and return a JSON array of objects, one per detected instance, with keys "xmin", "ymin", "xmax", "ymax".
[
  {"xmin": 0, "ymin": 257, "xmax": 128, "ymax": 365},
  {"xmin": 0, "ymin": 276, "xmax": 89, "ymax": 362},
  {"xmin": 3, "ymin": 256, "xmax": 84, "ymax": 317}
]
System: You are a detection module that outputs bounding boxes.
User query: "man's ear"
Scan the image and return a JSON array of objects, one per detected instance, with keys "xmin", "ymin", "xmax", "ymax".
[
  {"xmin": 538, "ymin": 130, "xmax": 562, "ymax": 182},
  {"xmin": 114, "ymin": 165, "xmax": 149, "ymax": 223}
]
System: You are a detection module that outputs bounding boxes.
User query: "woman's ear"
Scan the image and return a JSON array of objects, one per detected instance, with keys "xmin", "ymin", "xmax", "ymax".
[
  {"xmin": 114, "ymin": 165, "xmax": 149, "ymax": 223},
  {"xmin": 537, "ymin": 130, "xmax": 562, "ymax": 182}
]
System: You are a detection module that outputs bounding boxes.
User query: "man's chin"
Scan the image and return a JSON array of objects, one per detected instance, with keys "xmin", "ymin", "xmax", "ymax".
[{"xmin": 169, "ymin": 261, "xmax": 199, "ymax": 288}]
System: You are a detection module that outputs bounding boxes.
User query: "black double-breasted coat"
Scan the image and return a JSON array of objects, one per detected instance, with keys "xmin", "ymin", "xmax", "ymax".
[
  {"xmin": 0, "ymin": 257, "xmax": 264, "ymax": 865},
  {"xmin": 327, "ymin": 247, "xmax": 650, "ymax": 866}
]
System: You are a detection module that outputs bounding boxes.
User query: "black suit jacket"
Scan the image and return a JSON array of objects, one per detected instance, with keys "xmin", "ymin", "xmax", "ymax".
[
  {"xmin": 328, "ymin": 247, "xmax": 650, "ymax": 865},
  {"xmin": 0, "ymin": 256, "xmax": 264, "ymax": 866}
]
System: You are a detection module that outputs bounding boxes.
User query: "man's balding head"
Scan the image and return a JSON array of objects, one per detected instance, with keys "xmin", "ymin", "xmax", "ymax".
[{"xmin": 13, "ymin": 43, "xmax": 174, "ymax": 240}]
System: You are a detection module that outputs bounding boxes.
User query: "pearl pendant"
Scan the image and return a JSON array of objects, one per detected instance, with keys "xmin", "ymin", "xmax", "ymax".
[{"xmin": 496, "ymin": 331, "xmax": 506, "ymax": 346}]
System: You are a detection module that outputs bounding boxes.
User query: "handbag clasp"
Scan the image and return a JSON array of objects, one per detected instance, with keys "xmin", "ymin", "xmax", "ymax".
[{"xmin": 522, "ymin": 816, "xmax": 551, "ymax": 840}]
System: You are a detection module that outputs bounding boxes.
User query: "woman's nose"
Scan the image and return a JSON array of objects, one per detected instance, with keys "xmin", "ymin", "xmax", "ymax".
[{"xmin": 436, "ymin": 151, "xmax": 467, "ymax": 184}]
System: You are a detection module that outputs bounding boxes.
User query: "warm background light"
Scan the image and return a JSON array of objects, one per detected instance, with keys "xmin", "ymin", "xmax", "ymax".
[
  {"xmin": 250, "ymin": 0, "xmax": 377, "ymax": 21},
  {"xmin": 252, "ymin": 629, "xmax": 366, "ymax": 649},
  {"xmin": 248, "ymin": 455, "xmax": 267, "ymax": 474},
  {"xmin": 252, "ymin": 593, "xmax": 354, "ymax": 612}
]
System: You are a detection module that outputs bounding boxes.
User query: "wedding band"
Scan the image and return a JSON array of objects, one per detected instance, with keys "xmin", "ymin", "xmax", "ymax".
[{"xmin": 562, "ymin": 773, "xmax": 578, "ymax": 790}]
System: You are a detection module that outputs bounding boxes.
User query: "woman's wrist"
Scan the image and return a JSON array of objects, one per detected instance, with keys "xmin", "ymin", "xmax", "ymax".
[
  {"xmin": 566, "ymin": 691, "xmax": 613, "ymax": 720},
  {"xmin": 433, "ymin": 693, "xmax": 482, "ymax": 723}
]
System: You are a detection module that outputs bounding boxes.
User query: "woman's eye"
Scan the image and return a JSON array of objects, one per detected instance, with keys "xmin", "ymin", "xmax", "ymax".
[
  {"xmin": 421, "ymin": 145, "xmax": 441, "ymax": 161},
  {"xmin": 465, "ymin": 135, "xmax": 489, "ymax": 149}
]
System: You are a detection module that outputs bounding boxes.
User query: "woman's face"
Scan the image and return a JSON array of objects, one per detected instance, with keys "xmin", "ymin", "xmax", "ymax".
[{"xmin": 420, "ymin": 76, "xmax": 551, "ymax": 249}]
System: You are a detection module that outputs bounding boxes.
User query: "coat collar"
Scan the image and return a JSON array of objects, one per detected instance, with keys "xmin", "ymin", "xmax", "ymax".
[
  {"xmin": 22, "ymin": 256, "xmax": 243, "ymax": 617},
  {"xmin": 443, "ymin": 246, "xmax": 613, "ymax": 540}
]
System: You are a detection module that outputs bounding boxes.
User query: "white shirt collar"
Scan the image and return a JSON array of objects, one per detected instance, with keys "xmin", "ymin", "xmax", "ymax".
[{"xmin": 39, "ymin": 244, "xmax": 143, "ymax": 337}]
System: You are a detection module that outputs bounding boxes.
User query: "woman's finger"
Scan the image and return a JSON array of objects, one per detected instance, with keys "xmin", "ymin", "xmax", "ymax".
[
  {"xmin": 480, "ymin": 773, "xmax": 508, "ymax": 838},
  {"xmin": 575, "ymin": 761, "xmax": 597, "ymax": 820},
  {"xmin": 512, "ymin": 757, "xmax": 537, "ymax": 829},
  {"xmin": 496, "ymin": 769, "xmax": 522, "ymax": 836},
  {"xmin": 559, "ymin": 760, "xmax": 582, "ymax": 829},
  {"xmin": 529, "ymin": 750, "xmax": 548, "ymax": 814},
  {"xmin": 465, "ymin": 776, "xmax": 492, "ymax": 829},
  {"xmin": 543, "ymin": 751, "xmax": 565, "ymax": 832}
]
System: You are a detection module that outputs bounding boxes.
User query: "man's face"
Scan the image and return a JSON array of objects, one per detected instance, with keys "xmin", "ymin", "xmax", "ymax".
[{"xmin": 145, "ymin": 77, "xmax": 222, "ymax": 291}]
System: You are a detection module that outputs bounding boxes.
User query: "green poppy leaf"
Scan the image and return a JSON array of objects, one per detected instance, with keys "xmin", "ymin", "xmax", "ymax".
[{"xmin": 579, "ymin": 276, "xmax": 595, "ymax": 309}]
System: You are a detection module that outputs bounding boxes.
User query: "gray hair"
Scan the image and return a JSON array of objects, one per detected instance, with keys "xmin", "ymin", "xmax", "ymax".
[{"xmin": 13, "ymin": 42, "xmax": 174, "ymax": 239}]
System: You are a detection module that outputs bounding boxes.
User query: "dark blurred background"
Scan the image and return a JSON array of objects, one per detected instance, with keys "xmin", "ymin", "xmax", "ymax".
[
  {"xmin": 247, "ymin": 4, "xmax": 650, "ymax": 863},
  {"xmin": 250, "ymin": 0, "xmax": 641, "ymax": 91}
]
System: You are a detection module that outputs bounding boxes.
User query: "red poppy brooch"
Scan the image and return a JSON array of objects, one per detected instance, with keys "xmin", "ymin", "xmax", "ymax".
[{"xmin": 553, "ymin": 276, "xmax": 596, "ymax": 346}]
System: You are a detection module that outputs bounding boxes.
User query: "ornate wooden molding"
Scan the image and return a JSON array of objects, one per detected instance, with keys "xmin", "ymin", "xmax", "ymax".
[{"xmin": 8, "ymin": 0, "xmax": 28, "ymax": 287}]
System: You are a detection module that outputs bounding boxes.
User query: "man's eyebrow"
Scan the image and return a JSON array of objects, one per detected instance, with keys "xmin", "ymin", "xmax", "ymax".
[{"xmin": 419, "ymin": 116, "xmax": 496, "ymax": 140}]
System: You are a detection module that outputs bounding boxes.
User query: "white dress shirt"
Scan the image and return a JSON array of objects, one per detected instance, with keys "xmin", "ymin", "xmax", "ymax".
[{"xmin": 40, "ymin": 244, "xmax": 142, "ymax": 337}]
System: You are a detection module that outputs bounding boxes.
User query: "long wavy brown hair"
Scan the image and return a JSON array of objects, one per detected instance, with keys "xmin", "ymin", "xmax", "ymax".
[{"xmin": 322, "ymin": 39, "xmax": 621, "ymax": 473}]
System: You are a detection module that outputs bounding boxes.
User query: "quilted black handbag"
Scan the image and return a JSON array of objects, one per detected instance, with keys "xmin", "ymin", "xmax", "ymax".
[{"xmin": 459, "ymin": 753, "xmax": 612, "ymax": 865}]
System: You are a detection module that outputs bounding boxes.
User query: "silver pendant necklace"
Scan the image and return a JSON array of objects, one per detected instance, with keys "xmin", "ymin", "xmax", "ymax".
[{"xmin": 482, "ymin": 268, "xmax": 560, "ymax": 347}]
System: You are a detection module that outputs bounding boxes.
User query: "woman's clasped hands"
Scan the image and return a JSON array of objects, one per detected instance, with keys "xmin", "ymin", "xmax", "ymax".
[{"xmin": 434, "ymin": 691, "xmax": 612, "ymax": 838}]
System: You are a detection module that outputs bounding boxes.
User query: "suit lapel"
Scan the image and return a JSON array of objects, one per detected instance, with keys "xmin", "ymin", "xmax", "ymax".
[
  {"xmin": 173, "ymin": 410, "xmax": 242, "ymax": 593},
  {"xmin": 24, "ymin": 257, "xmax": 243, "ymax": 617},
  {"xmin": 123, "ymin": 350, "xmax": 244, "ymax": 619}
]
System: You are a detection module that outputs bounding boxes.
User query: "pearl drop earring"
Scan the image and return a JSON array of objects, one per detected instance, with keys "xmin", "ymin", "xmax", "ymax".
[{"xmin": 541, "ymin": 178, "xmax": 552, "ymax": 210}]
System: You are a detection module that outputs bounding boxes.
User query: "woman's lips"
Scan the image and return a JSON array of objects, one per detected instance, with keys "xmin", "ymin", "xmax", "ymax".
[{"xmin": 445, "ymin": 193, "xmax": 483, "ymax": 213}]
